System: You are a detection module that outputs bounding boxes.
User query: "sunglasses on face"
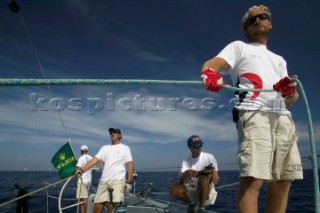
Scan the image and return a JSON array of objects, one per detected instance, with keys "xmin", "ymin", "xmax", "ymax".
[
  {"xmin": 109, "ymin": 131, "xmax": 119, "ymax": 135},
  {"xmin": 191, "ymin": 145, "xmax": 202, "ymax": 150},
  {"xmin": 245, "ymin": 13, "xmax": 270, "ymax": 27}
]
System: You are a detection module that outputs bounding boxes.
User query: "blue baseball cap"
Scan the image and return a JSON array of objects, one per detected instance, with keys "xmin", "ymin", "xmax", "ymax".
[
  {"xmin": 108, "ymin": 128, "xmax": 122, "ymax": 140},
  {"xmin": 187, "ymin": 135, "xmax": 204, "ymax": 148},
  {"xmin": 108, "ymin": 128, "xmax": 121, "ymax": 134}
]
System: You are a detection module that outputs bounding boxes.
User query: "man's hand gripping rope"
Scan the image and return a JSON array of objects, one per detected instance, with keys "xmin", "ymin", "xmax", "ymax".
[
  {"xmin": 273, "ymin": 75, "xmax": 298, "ymax": 98},
  {"xmin": 75, "ymin": 168, "xmax": 84, "ymax": 177},
  {"xmin": 201, "ymin": 67, "xmax": 227, "ymax": 92},
  {"xmin": 201, "ymin": 67, "xmax": 298, "ymax": 98}
]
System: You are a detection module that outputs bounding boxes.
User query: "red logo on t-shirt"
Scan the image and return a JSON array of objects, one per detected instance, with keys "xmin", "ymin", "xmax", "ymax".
[{"xmin": 240, "ymin": 73, "xmax": 263, "ymax": 98}]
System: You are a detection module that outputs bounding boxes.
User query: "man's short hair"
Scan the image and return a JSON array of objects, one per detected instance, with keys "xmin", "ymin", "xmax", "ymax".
[{"xmin": 242, "ymin": 5, "xmax": 272, "ymax": 32}]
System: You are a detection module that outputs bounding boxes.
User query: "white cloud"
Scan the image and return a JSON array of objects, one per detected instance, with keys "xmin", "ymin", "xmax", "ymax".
[{"xmin": 0, "ymin": 86, "xmax": 237, "ymax": 169}]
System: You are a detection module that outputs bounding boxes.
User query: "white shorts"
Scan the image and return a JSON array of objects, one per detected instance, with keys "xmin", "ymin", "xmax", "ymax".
[
  {"xmin": 185, "ymin": 184, "xmax": 217, "ymax": 205},
  {"xmin": 237, "ymin": 110, "xmax": 303, "ymax": 180},
  {"xmin": 94, "ymin": 179, "xmax": 126, "ymax": 204},
  {"xmin": 76, "ymin": 181, "xmax": 91, "ymax": 199}
]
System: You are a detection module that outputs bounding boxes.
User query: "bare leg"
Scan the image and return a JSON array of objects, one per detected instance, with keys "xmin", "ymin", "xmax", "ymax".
[
  {"xmin": 107, "ymin": 202, "xmax": 117, "ymax": 213},
  {"xmin": 237, "ymin": 177, "xmax": 264, "ymax": 213},
  {"xmin": 93, "ymin": 203, "xmax": 105, "ymax": 213},
  {"xmin": 266, "ymin": 180, "xmax": 291, "ymax": 213},
  {"xmin": 169, "ymin": 183, "xmax": 192, "ymax": 203},
  {"xmin": 80, "ymin": 198, "xmax": 88, "ymax": 213},
  {"xmin": 197, "ymin": 173, "xmax": 213, "ymax": 208}
]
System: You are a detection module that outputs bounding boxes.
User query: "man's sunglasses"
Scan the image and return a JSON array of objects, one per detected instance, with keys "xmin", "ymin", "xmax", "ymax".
[
  {"xmin": 109, "ymin": 131, "xmax": 119, "ymax": 135},
  {"xmin": 245, "ymin": 13, "xmax": 270, "ymax": 27}
]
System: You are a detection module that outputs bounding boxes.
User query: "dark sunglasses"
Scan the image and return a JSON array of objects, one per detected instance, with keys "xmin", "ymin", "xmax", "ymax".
[
  {"xmin": 192, "ymin": 145, "xmax": 203, "ymax": 149},
  {"xmin": 109, "ymin": 131, "xmax": 119, "ymax": 135},
  {"xmin": 245, "ymin": 13, "xmax": 270, "ymax": 27}
]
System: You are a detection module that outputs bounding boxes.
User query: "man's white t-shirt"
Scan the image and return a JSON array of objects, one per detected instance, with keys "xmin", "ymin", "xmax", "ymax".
[
  {"xmin": 181, "ymin": 152, "xmax": 218, "ymax": 186},
  {"xmin": 217, "ymin": 40, "xmax": 290, "ymax": 114},
  {"xmin": 95, "ymin": 143, "xmax": 133, "ymax": 182},
  {"xmin": 76, "ymin": 154, "xmax": 93, "ymax": 183}
]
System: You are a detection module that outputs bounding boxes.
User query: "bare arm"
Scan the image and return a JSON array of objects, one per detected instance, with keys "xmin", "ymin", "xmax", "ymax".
[
  {"xmin": 202, "ymin": 57, "xmax": 230, "ymax": 73},
  {"xmin": 126, "ymin": 161, "xmax": 134, "ymax": 183},
  {"xmin": 81, "ymin": 157, "xmax": 99, "ymax": 172},
  {"xmin": 212, "ymin": 170, "xmax": 219, "ymax": 185}
]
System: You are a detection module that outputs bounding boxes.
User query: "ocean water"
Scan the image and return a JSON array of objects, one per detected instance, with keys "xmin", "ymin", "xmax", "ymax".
[{"xmin": 0, "ymin": 169, "xmax": 316, "ymax": 213}]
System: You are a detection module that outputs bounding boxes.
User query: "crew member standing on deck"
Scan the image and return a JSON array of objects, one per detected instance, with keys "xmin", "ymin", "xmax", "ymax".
[
  {"xmin": 200, "ymin": 5, "xmax": 303, "ymax": 213},
  {"xmin": 76, "ymin": 128, "xmax": 134, "ymax": 213},
  {"xmin": 76, "ymin": 145, "xmax": 93, "ymax": 213}
]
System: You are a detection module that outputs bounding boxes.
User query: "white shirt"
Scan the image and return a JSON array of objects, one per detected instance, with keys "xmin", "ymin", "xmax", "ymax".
[
  {"xmin": 217, "ymin": 41, "xmax": 290, "ymax": 114},
  {"xmin": 181, "ymin": 152, "xmax": 218, "ymax": 186},
  {"xmin": 76, "ymin": 154, "xmax": 93, "ymax": 183},
  {"xmin": 95, "ymin": 143, "xmax": 133, "ymax": 182}
]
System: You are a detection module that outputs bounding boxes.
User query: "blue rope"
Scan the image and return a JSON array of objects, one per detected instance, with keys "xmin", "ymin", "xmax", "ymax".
[
  {"xmin": 0, "ymin": 77, "xmax": 318, "ymax": 212},
  {"xmin": 294, "ymin": 79, "xmax": 320, "ymax": 213},
  {"xmin": 0, "ymin": 79, "xmax": 204, "ymax": 86},
  {"xmin": 0, "ymin": 78, "xmax": 283, "ymax": 92}
]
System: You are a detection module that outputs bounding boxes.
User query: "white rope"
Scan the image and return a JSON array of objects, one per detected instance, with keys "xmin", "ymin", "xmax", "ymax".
[{"xmin": 216, "ymin": 182, "xmax": 240, "ymax": 189}]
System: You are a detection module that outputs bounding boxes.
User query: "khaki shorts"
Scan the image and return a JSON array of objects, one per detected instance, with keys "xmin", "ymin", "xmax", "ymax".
[
  {"xmin": 94, "ymin": 179, "xmax": 126, "ymax": 204},
  {"xmin": 237, "ymin": 110, "xmax": 303, "ymax": 180},
  {"xmin": 185, "ymin": 184, "xmax": 217, "ymax": 205},
  {"xmin": 76, "ymin": 181, "xmax": 91, "ymax": 199}
]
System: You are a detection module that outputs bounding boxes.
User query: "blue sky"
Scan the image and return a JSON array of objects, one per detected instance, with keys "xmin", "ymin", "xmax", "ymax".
[{"xmin": 0, "ymin": 0, "xmax": 319, "ymax": 171}]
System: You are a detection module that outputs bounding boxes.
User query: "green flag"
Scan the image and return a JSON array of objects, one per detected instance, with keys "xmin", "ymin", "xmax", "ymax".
[{"xmin": 51, "ymin": 142, "xmax": 77, "ymax": 179}]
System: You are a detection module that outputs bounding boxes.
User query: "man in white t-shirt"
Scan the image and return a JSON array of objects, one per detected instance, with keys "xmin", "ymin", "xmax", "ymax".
[
  {"xmin": 76, "ymin": 145, "xmax": 93, "ymax": 213},
  {"xmin": 76, "ymin": 128, "xmax": 134, "ymax": 213},
  {"xmin": 170, "ymin": 135, "xmax": 219, "ymax": 213},
  {"xmin": 200, "ymin": 5, "xmax": 303, "ymax": 213}
]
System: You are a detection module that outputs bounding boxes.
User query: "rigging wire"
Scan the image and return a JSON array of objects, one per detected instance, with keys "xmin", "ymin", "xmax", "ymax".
[
  {"xmin": 13, "ymin": 4, "xmax": 69, "ymax": 137},
  {"xmin": 138, "ymin": 162, "xmax": 239, "ymax": 172}
]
